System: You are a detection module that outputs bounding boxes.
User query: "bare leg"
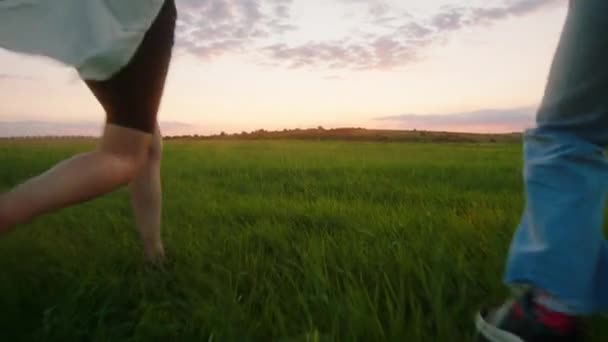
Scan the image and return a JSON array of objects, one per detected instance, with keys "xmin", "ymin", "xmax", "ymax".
[
  {"xmin": 0, "ymin": 124, "xmax": 151, "ymax": 233},
  {"xmin": 129, "ymin": 125, "xmax": 165, "ymax": 264}
]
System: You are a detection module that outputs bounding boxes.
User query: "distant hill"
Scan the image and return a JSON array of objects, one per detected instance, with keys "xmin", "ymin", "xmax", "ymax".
[
  {"xmin": 165, "ymin": 127, "xmax": 522, "ymax": 143},
  {"xmin": 0, "ymin": 127, "xmax": 523, "ymax": 143}
]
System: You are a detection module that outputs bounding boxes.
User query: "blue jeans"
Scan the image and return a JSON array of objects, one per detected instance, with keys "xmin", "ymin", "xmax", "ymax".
[{"xmin": 504, "ymin": 0, "xmax": 608, "ymax": 314}]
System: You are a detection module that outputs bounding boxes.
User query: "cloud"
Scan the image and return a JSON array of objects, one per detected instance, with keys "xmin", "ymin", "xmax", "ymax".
[
  {"xmin": 0, "ymin": 120, "xmax": 198, "ymax": 137},
  {"xmin": 175, "ymin": 0, "xmax": 563, "ymax": 70},
  {"xmin": 176, "ymin": 0, "xmax": 296, "ymax": 59},
  {"xmin": 0, "ymin": 73, "xmax": 36, "ymax": 81},
  {"xmin": 375, "ymin": 106, "xmax": 537, "ymax": 132},
  {"xmin": 433, "ymin": 0, "xmax": 562, "ymax": 29}
]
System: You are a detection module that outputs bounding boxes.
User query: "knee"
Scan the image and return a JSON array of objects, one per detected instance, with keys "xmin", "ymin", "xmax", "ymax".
[
  {"xmin": 100, "ymin": 124, "xmax": 159, "ymax": 182},
  {"xmin": 110, "ymin": 151, "xmax": 148, "ymax": 182},
  {"xmin": 106, "ymin": 137, "xmax": 161, "ymax": 182}
]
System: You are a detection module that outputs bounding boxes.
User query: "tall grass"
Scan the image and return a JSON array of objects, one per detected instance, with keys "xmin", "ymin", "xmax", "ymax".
[{"xmin": 0, "ymin": 140, "xmax": 605, "ymax": 341}]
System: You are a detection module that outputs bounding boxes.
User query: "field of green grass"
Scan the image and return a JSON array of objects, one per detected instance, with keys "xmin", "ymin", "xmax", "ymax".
[{"xmin": 0, "ymin": 139, "xmax": 606, "ymax": 341}]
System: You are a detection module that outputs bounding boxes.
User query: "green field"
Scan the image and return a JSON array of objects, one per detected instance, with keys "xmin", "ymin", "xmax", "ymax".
[{"xmin": 0, "ymin": 139, "xmax": 605, "ymax": 341}]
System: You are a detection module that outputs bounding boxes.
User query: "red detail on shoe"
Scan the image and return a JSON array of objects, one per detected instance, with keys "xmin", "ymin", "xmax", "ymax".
[
  {"xmin": 534, "ymin": 302, "xmax": 576, "ymax": 335},
  {"xmin": 512, "ymin": 302, "xmax": 524, "ymax": 319}
]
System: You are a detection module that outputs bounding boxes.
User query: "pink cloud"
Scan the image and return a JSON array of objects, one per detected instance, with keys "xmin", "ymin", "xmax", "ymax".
[
  {"xmin": 176, "ymin": 0, "xmax": 563, "ymax": 70},
  {"xmin": 375, "ymin": 107, "xmax": 537, "ymax": 133}
]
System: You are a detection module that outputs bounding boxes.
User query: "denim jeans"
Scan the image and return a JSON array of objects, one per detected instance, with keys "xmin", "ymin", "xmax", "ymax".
[{"xmin": 504, "ymin": 0, "xmax": 608, "ymax": 314}]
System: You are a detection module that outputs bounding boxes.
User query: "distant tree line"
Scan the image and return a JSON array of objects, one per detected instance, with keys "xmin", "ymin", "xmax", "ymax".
[{"xmin": 163, "ymin": 127, "xmax": 522, "ymax": 143}]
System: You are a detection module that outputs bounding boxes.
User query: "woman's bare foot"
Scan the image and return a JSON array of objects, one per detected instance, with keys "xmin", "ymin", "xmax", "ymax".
[{"xmin": 143, "ymin": 242, "xmax": 166, "ymax": 266}]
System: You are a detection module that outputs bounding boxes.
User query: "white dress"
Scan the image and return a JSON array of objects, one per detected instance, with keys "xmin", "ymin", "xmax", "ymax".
[{"xmin": 0, "ymin": 0, "xmax": 165, "ymax": 80}]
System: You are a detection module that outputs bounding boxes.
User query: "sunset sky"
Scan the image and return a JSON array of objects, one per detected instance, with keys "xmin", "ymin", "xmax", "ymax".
[{"xmin": 0, "ymin": 0, "xmax": 567, "ymax": 136}]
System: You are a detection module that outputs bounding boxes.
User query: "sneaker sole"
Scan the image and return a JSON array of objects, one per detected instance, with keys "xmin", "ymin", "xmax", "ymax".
[{"xmin": 475, "ymin": 312, "xmax": 524, "ymax": 342}]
